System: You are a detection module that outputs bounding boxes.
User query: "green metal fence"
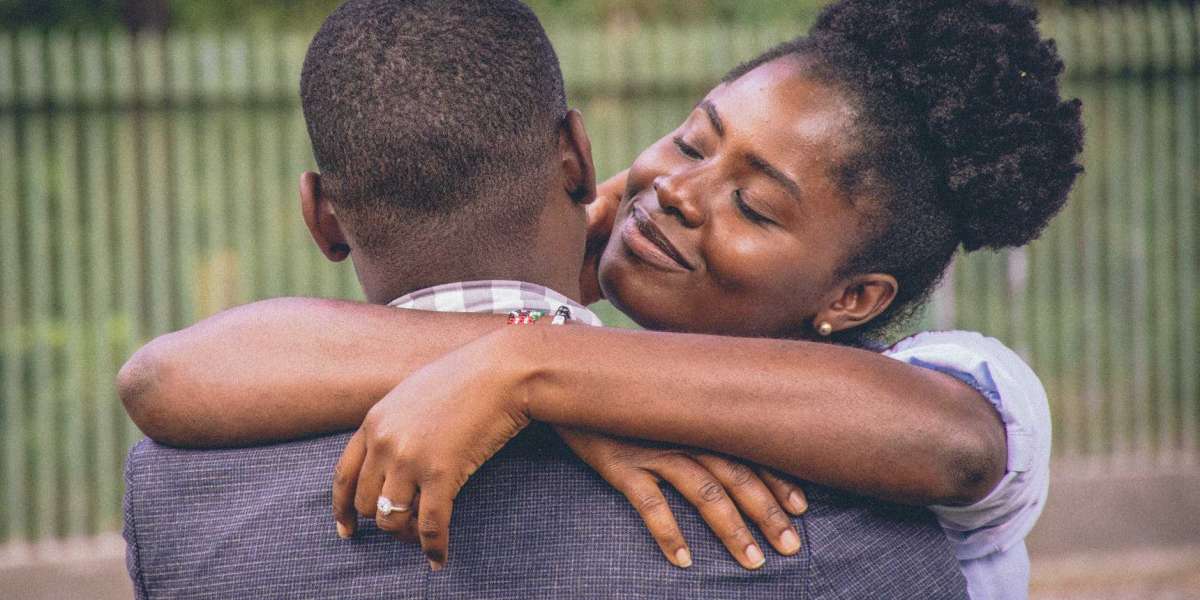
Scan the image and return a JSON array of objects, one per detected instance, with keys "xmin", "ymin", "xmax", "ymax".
[{"xmin": 0, "ymin": 4, "xmax": 1197, "ymax": 545}]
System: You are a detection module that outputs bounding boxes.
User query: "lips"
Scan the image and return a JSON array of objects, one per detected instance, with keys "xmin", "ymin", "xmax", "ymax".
[{"xmin": 621, "ymin": 205, "xmax": 694, "ymax": 272}]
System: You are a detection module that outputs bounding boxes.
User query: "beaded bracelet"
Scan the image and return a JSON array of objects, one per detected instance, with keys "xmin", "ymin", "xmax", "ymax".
[{"xmin": 507, "ymin": 305, "xmax": 572, "ymax": 326}]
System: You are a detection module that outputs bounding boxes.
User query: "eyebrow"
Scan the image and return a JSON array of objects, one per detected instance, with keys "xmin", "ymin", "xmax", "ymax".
[
  {"xmin": 699, "ymin": 100, "xmax": 725, "ymax": 137},
  {"xmin": 699, "ymin": 99, "xmax": 803, "ymax": 202},
  {"xmin": 748, "ymin": 154, "xmax": 803, "ymax": 202}
]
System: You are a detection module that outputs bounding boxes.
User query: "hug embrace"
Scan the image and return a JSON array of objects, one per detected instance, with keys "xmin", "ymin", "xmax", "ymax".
[{"xmin": 118, "ymin": 0, "xmax": 1083, "ymax": 598}]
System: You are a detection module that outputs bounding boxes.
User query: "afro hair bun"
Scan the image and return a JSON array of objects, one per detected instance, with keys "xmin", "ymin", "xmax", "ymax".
[{"xmin": 812, "ymin": 0, "xmax": 1084, "ymax": 251}]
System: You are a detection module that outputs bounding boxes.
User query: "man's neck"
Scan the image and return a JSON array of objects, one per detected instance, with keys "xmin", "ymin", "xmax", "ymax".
[{"xmin": 358, "ymin": 262, "xmax": 582, "ymax": 306}]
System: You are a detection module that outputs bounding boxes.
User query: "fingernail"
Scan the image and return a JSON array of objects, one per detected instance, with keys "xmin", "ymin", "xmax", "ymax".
[
  {"xmin": 428, "ymin": 559, "xmax": 443, "ymax": 572},
  {"xmin": 745, "ymin": 544, "xmax": 765, "ymax": 569},
  {"xmin": 789, "ymin": 491, "xmax": 808, "ymax": 514},
  {"xmin": 780, "ymin": 529, "xmax": 801, "ymax": 555},
  {"xmin": 336, "ymin": 522, "xmax": 351, "ymax": 539},
  {"xmin": 675, "ymin": 548, "xmax": 693, "ymax": 569}
]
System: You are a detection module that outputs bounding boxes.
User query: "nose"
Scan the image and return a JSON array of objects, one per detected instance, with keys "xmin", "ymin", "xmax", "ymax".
[{"xmin": 653, "ymin": 173, "xmax": 705, "ymax": 228}]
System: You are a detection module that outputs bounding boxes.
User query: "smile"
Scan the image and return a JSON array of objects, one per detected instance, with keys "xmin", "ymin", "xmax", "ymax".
[{"xmin": 619, "ymin": 206, "xmax": 695, "ymax": 272}]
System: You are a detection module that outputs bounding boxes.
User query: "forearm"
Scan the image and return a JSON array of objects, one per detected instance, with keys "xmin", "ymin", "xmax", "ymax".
[
  {"xmin": 504, "ymin": 326, "xmax": 1005, "ymax": 505},
  {"xmin": 118, "ymin": 297, "xmax": 507, "ymax": 447}
]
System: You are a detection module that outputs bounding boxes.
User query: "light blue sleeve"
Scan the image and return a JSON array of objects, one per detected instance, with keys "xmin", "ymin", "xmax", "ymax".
[{"xmin": 884, "ymin": 331, "xmax": 1052, "ymax": 560}]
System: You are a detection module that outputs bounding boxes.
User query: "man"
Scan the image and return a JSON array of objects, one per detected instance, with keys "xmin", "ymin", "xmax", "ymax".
[{"xmin": 121, "ymin": 0, "xmax": 967, "ymax": 597}]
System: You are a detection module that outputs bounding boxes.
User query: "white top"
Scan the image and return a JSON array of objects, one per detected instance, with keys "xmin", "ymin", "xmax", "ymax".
[{"xmin": 884, "ymin": 331, "xmax": 1052, "ymax": 600}]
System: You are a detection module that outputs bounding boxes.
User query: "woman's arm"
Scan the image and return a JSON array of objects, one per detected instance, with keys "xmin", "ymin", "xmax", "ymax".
[
  {"xmin": 117, "ymin": 297, "xmax": 509, "ymax": 447},
  {"xmin": 333, "ymin": 325, "xmax": 1008, "ymax": 567},
  {"xmin": 513, "ymin": 325, "xmax": 1007, "ymax": 506}
]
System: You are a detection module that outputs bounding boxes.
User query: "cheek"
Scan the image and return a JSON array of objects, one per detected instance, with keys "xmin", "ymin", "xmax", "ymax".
[{"xmin": 702, "ymin": 228, "xmax": 828, "ymax": 312}]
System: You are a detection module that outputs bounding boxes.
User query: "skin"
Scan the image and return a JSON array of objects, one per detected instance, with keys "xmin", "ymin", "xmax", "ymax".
[
  {"xmin": 599, "ymin": 58, "xmax": 895, "ymax": 338},
  {"xmin": 119, "ymin": 59, "xmax": 1007, "ymax": 572}
]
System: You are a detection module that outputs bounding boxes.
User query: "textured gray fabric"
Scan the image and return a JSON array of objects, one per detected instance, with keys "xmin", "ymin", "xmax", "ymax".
[{"xmin": 124, "ymin": 424, "xmax": 967, "ymax": 599}]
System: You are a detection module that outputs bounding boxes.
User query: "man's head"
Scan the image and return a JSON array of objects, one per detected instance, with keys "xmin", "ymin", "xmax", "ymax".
[{"xmin": 299, "ymin": 0, "xmax": 595, "ymax": 303}]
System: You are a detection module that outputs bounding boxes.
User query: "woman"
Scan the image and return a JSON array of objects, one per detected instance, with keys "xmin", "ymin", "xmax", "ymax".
[{"xmin": 121, "ymin": 1, "xmax": 1082, "ymax": 597}]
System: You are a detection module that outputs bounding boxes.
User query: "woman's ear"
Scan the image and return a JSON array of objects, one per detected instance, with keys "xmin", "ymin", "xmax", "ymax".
[
  {"xmin": 559, "ymin": 109, "xmax": 597, "ymax": 205},
  {"xmin": 815, "ymin": 274, "xmax": 898, "ymax": 335},
  {"xmin": 300, "ymin": 172, "xmax": 351, "ymax": 263}
]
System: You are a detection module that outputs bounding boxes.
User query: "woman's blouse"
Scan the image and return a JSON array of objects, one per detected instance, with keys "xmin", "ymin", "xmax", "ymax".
[{"xmin": 884, "ymin": 330, "xmax": 1052, "ymax": 600}]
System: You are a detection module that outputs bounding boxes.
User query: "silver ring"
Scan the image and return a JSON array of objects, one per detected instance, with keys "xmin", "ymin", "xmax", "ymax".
[{"xmin": 377, "ymin": 496, "xmax": 408, "ymax": 517}]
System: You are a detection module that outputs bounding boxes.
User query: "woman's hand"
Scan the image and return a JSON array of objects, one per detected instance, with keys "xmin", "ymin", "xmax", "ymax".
[
  {"xmin": 556, "ymin": 427, "xmax": 807, "ymax": 570},
  {"xmin": 330, "ymin": 337, "xmax": 532, "ymax": 570},
  {"xmin": 579, "ymin": 169, "xmax": 627, "ymax": 305}
]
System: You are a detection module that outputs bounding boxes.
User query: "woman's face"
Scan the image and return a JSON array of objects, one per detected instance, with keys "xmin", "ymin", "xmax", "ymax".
[{"xmin": 598, "ymin": 58, "xmax": 870, "ymax": 338}]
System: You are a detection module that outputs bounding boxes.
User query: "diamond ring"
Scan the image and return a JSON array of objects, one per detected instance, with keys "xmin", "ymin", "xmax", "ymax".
[{"xmin": 376, "ymin": 496, "xmax": 409, "ymax": 517}]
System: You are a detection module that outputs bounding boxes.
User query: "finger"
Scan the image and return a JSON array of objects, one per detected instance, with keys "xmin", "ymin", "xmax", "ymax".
[
  {"xmin": 386, "ymin": 492, "xmax": 423, "ymax": 543},
  {"xmin": 609, "ymin": 471, "xmax": 692, "ymax": 569},
  {"xmin": 692, "ymin": 454, "xmax": 801, "ymax": 557},
  {"xmin": 374, "ymin": 472, "xmax": 418, "ymax": 539},
  {"xmin": 658, "ymin": 455, "xmax": 766, "ymax": 570},
  {"xmin": 415, "ymin": 480, "xmax": 456, "ymax": 572},
  {"xmin": 756, "ymin": 467, "xmax": 808, "ymax": 516},
  {"xmin": 353, "ymin": 446, "xmax": 387, "ymax": 521},
  {"xmin": 332, "ymin": 431, "xmax": 366, "ymax": 539}
]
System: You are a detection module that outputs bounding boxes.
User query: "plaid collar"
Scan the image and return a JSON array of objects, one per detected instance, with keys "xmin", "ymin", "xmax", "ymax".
[{"xmin": 388, "ymin": 280, "xmax": 603, "ymax": 327}]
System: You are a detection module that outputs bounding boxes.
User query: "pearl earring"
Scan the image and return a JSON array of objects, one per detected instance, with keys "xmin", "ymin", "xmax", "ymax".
[{"xmin": 817, "ymin": 322, "xmax": 833, "ymax": 337}]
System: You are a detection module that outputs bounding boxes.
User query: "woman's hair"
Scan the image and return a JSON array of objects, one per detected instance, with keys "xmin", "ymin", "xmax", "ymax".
[{"xmin": 726, "ymin": 0, "xmax": 1085, "ymax": 345}]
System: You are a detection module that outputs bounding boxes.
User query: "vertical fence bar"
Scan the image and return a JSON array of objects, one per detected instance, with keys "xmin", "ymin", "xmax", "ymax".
[
  {"xmin": 253, "ymin": 30, "xmax": 286, "ymax": 300},
  {"xmin": 18, "ymin": 30, "xmax": 60, "ymax": 541},
  {"xmin": 1177, "ymin": 5, "xmax": 1199, "ymax": 465},
  {"xmin": 1123, "ymin": 7, "xmax": 1153, "ymax": 464},
  {"xmin": 137, "ymin": 32, "xmax": 174, "ymax": 346},
  {"xmin": 1146, "ymin": 7, "xmax": 1176, "ymax": 465},
  {"xmin": 49, "ymin": 30, "xmax": 90, "ymax": 539},
  {"xmin": 196, "ymin": 31, "xmax": 230, "ymax": 317},
  {"xmin": 280, "ymin": 33, "xmax": 310, "ymax": 296},
  {"xmin": 168, "ymin": 32, "xmax": 198, "ymax": 328},
  {"xmin": 109, "ymin": 29, "xmax": 148, "ymax": 448},
  {"xmin": 1101, "ymin": 8, "xmax": 1131, "ymax": 466},
  {"xmin": 286, "ymin": 108, "xmax": 316, "ymax": 295},
  {"xmin": 1041, "ymin": 9, "xmax": 1068, "ymax": 458},
  {"xmin": 1055, "ymin": 4, "xmax": 1086, "ymax": 462},
  {"xmin": 80, "ymin": 30, "xmax": 120, "ymax": 531},
  {"xmin": 1074, "ymin": 7, "xmax": 1106, "ymax": 467},
  {"xmin": 1007, "ymin": 247, "xmax": 1030, "ymax": 360},
  {"xmin": 0, "ymin": 31, "xmax": 26, "ymax": 543},
  {"xmin": 225, "ymin": 33, "xmax": 258, "ymax": 303}
]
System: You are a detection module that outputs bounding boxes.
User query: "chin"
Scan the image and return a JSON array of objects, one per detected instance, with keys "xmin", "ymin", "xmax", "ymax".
[{"xmin": 598, "ymin": 261, "xmax": 689, "ymax": 333}]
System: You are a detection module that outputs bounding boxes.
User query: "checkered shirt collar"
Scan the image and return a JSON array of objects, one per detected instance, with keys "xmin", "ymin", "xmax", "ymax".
[{"xmin": 388, "ymin": 280, "xmax": 603, "ymax": 327}]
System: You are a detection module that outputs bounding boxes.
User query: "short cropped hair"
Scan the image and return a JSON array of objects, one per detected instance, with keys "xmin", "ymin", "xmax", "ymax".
[{"xmin": 300, "ymin": 0, "xmax": 567, "ymax": 256}]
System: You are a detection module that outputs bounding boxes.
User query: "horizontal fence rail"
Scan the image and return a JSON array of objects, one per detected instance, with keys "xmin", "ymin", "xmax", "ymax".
[{"xmin": 0, "ymin": 4, "xmax": 1198, "ymax": 545}]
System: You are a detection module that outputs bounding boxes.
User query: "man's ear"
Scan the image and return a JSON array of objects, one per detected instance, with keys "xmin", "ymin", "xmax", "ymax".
[
  {"xmin": 814, "ymin": 274, "xmax": 898, "ymax": 335},
  {"xmin": 300, "ymin": 172, "xmax": 351, "ymax": 263},
  {"xmin": 559, "ymin": 109, "xmax": 597, "ymax": 205}
]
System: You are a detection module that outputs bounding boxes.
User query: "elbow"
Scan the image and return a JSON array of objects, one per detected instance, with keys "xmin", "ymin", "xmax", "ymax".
[
  {"xmin": 938, "ymin": 421, "xmax": 1007, "ymax": 506},
  {"xmin": 117, "ymin": 342, "xmax": 176, "ymax": 443}
]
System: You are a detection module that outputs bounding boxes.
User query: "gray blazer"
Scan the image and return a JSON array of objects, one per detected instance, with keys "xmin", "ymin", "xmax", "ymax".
[{"xmin": 123, "ymin": 424, "xmax": 967, "ymax": 599}]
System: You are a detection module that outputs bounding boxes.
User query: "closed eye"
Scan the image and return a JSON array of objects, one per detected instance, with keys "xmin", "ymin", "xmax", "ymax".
[
  {"xmin": 673, "ymin": 137, "xmax": 703, "ymax": 160},
  {"xmin": 735, "ymin": 190, "xmax": 774, "ymax": 226}
]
